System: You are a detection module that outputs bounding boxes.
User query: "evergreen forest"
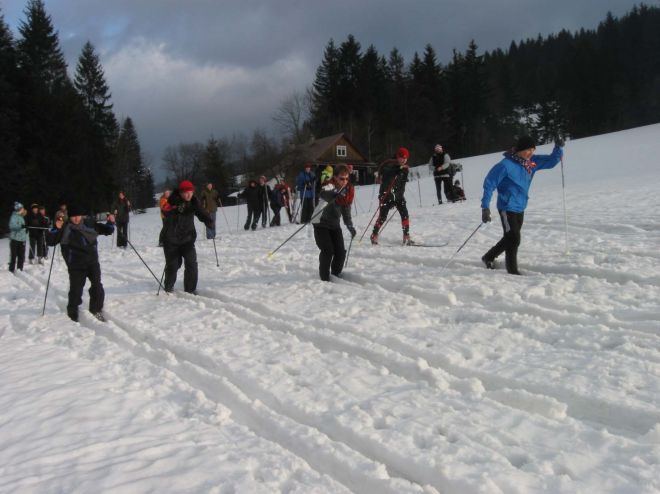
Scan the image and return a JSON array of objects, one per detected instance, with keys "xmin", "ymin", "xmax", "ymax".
[{"xmin": 308, "ymin": 5, "xmax": 660, "ymax": 162}]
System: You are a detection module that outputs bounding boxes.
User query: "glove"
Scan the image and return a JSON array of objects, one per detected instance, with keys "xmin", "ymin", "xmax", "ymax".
[
  {"xmin": 347, "ymin": 225, "xmax": 356, "ymax": 238},
  {"xmin": 482, "ymin": 208, "xmax": 491, "ymax": 223},
  {"xmin": 554, "ymin": 135, "xmax": 565, "ymax": 148}
]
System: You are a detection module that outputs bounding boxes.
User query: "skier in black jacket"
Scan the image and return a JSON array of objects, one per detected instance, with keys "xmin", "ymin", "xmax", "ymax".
[
  {"xmin": 27, "ymin": 203, "xmax": 48, "ymax": 264},
  {"xmin": 46, "ymin": 204, "xmax": 115, "ymax": 322},
  {"xmin": 311, "ymin": 165, "xmax": 356, "ymax": 281},
  {"xmin": 238, "ymin": 179, "xmax": 262, "ymax": 230},
  {"xmin": 161, "ymin": 180, "xmax": 214, "ymax": 293},
  {"xmin": 110, "ymin": 191, "xmax": 131, "ymax": 248},
  {"xmin": 371, "ymin": 147, "xmax": 413, "ymax": 245}
]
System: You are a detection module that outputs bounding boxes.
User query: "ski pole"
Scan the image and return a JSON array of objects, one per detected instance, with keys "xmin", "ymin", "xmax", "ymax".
[
  {"xmin": 217, "ymin": 198, "xmax": 231, "ymax": 232},
  {"xmin": 236, "ymin": 197, "xmax": 240, "ymax": 232},
  {"xmin": 378, "ymin": 209, "xmax": 397, "ymax": 236},
  {"xmin": 157, "ymin": 267, "xmax": 166, "ymax": 296},
  {"xmin": 560, "ymin": 155, "xmax": 569, "ymax": 254},
  {"xmin": 212, "ymin": 238, "xmax": 219, "ymax": 267},
  {"xmin": 126, "ymin": 239, "xmax": 167, "ymax": 292},
  {"xmin": 293, "ymin": 184, "xmax": 306, "ymax": 223},
  {"xmin": 41, "ymin": 244, "xmax": 58, "ymax": 316},
  {"xmin": 344, "ymin": 235, "xmax": 354, "ymax": 268},
  {"xmin": 367, "ymin": 180, "xmax": 376, "ymax": 213},
  {"xmin": 417, "ymin": 174, "xmax": 422, "ymax": 208},
  {"xmin": 358, "ymin": 176, "xmax": 398, "ymax": 243},
  {"xmin": 267, "ymin": 185, "xmax": 346, "ymax": 258},
  {"xmin": 440, "ymin": 222, "xmax": 484, "ymax": 271}
]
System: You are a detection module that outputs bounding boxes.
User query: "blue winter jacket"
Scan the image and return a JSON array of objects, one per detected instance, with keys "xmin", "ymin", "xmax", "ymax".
[
  {"xmin": 481, "ymin": 146, "xmax": 563, "ymax": 213},
  {"xmin": 296, "ymin": 171, "xmax": 316, "ymax": 199},
  {"xmin": 9, "ymin": 212, "xmax": 27, "ymax": 242}
]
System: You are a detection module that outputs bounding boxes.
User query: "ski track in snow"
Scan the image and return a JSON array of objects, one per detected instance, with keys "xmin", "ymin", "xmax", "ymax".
[{"xmin": 14, "ymin": 241, "xmax": 660, "ymax": 493}]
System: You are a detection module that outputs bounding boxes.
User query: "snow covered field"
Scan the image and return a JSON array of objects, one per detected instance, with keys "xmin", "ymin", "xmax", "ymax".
[{"xmin": 1, "ymin": 124, "xmax": 659, "ymax": 493}]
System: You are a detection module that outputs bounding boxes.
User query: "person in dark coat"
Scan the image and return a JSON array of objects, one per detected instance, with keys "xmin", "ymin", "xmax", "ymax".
[
  {"xmin": 295, "ymin": 164, "xmax": 316, "ymax": 223},
  {"xmin": 110, "ymin": 191, "xmax": 131, "ymax": 248},
  {"xmin": 200, "ymin": 183, "xmax": 221, "ymax": 239},
  {"xmin": 429, "ymin": 144, "xmax": 455, "ymax": 204},
  {"xmin": 257, "ymin": 176, "xmax": 271, "ymax": 228},
  {"xmin": 46, "ymin": 204, "xmax": 115, "ymax": 322},
  {"xmin": 269, "ymin": 183, "xmax": 285, "ymax": 226},
  {"xmin": 38, "ymin": 205, "xmax": 51, "ymax": 259},
  {"xmin": 26, "ymin": 203, "xmax": 48, "ymax": 264},
  {"xmin": 311, "ymin": 165, "xmax": 356, "ymax": 281},
  {"xmin": 371, "ymin": 147, "xmax": 413, "ymax": 245},
  {"xmin": 481, "ymin": 135, "xmax": 564, "ymax": 275},
  {"xmin": 237, "ymin": 180, "xmax": 262, "ymax": 230},
  {"xmin": 161, "ymin": 180, "xmax": 214, "ymax": 293}
]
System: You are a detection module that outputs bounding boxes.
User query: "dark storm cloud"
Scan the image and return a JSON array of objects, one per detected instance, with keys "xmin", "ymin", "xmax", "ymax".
[{"xmin": 1, "ymin": 0, "xmax": 644, "ymax": 177}]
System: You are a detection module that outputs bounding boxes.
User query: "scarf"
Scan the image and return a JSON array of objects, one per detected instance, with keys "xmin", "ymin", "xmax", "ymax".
[
  {"xmin": 504, "ymin": 150, "xmax": 536, "ymax": 174},
  {"xmin": 62, "ymin": 221, "xmax": 98, "ymax": 246}
]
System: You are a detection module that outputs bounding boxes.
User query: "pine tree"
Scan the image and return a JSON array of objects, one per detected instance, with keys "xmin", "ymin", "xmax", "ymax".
[
  {"xmin": 15, "ymin": 0, "xmax": 80, "ymax": 211},
  {"xmin": 16, "ymin": 0, "xmax": 67, "ymax": 90},
  {"xmin": 0, "ymin": 10, "xmax": 20, "ymax": 231},
  {"xmin": 74, "ymin": 41, "xmax": 118, "ymax": 146},
  {"xmin": 203, "ymin": 137, "xmax": 232, "ymax": 195},
  {"xmin": 310, "ymin": 39, "xmax": 340, "ymax": 136},
  {"xmin": 115, "ymin": 117, "xmax": 153, "ymax": 208}
]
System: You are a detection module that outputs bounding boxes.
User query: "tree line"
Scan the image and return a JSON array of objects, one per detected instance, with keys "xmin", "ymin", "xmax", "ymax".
[
  {"xmin": 309, "ymin": 4, "xmax": 660, "ymax": 163},
  {"xmin": 0, "ymin": 0, "xmax": 155, "ymax": 234}
]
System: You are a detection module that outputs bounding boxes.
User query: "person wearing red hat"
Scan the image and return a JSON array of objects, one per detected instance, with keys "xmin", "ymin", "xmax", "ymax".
[
  {"xmin": 160, "ymin": 180, "xmax": 214, "ymax": 293},
  {"xmin": 370, "ymin": 147, "xmax": 414, "ymax": 245}
]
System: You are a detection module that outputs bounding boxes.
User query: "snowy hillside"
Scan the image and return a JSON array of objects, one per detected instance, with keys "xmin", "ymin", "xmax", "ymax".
[{"xmin": 1, "ymin": 124, "xmax": 659, "ymax": 493}]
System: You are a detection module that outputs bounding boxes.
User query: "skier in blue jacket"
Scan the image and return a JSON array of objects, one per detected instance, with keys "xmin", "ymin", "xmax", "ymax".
[
  {"xmin": 295, "ymin": 163, "xmax": 316, "ymax": 223},
  {"xmin": 480, "ymin": 135, "xmax": 564, "ymax": 275}
]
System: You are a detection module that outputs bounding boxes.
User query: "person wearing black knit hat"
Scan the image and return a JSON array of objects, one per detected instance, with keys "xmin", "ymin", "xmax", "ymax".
[
  {"xmin": 46, "ymin": 205, "xmax": 116, "ymax": 321},
  {"xmin": 480, "ymin": 135, "xmax": 564, "ymax": 275}
]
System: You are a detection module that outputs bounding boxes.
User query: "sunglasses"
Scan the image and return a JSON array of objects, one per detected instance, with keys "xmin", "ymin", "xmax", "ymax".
[{"xmin": 337, "ymin": 176, "xmax": 349, "ymax": 181}]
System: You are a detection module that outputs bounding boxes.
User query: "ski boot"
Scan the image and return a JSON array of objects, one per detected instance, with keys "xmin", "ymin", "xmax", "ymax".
[
  {"xmin": 481, "ymin": 255, "xmax": 495, "ymax": 269},
  {"xmin": 93, "ymin": 312, "xmax": 106, "ymax": 322},
  {"xmin": 402, "ymin": 234, "xmax": 415, "ymax": 246},
  {"xmin": 370, "ymin": 232, "xmax": 379, "ymax": 245}
]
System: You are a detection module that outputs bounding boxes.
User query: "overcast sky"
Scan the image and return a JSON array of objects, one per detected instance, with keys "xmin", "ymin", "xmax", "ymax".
[{"xmin": 1, "ymin": 0, "xmax": 647, "ymax": 178}]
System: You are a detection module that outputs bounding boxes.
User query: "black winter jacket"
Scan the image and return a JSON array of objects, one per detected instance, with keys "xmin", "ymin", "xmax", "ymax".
[
  {"xmin": 162, "ymin": 192, "xmax": 213, "ymax": 246},
  {"xmin": 47, "ymin": 217, "xmax": 114, "ymax": 269},
  {"xmin": 238, "ymin": 183, "xmax": 261, "ymax": 209},
  {"xmin": 378, "ymin": 159, "xmax": 408, "ymax": 202},
  {"xmin": 111, "ymin": 198, "xmax": 131, "ymax": 223}
]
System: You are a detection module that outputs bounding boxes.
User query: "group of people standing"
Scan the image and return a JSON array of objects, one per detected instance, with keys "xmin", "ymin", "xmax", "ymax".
[
  {"xmin": 8, "ymin": 202, "xmax": 52, "ymax": 273},
  {"xmin": 8, "ymin": 134, "xmax": 565, "ymax": 322}
]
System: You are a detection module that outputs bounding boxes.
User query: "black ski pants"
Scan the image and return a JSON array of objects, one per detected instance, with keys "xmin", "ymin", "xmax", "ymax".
[
  {"xmin": 9, "ymin": 240, "xmax": 25, "ymax": 272},
  {"xmin": 270, "ymin": 205, "xmax": 282, "ymax": 226},
  {"xmin": 313, "ymin": 226, "xmax": 346, "ymax": 281},
  {"xmin": 434, "ymin": 176, "xmax": 455, "ymax": 203},
  {"xmin": 300, "ymin": 197, "xmax": 315, "ymax": 223},
  {"xmin": 244, "ymin": 205, "xmax": 261, "ymax": 230},
  {"xmin": 483, "ymin": 210, "xmax": 524, "ymax": 274},
  {"xmin": 116, "ymin": 221, "xmax": 128, "ymax": 247},
  {"xmin": 163, "ymin": 242, "xmax": 198, "ymax": 293},
  {"xmin": 373, "ymin": 197, "xmax": 410, "ymax": 235},
  {"xmin": 28, "ymin": 233, "xmax": 46, "ymax": 259},
  {"xmin": 67, "ymin": 262, "xmax": 104, "ymax": 320}
]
